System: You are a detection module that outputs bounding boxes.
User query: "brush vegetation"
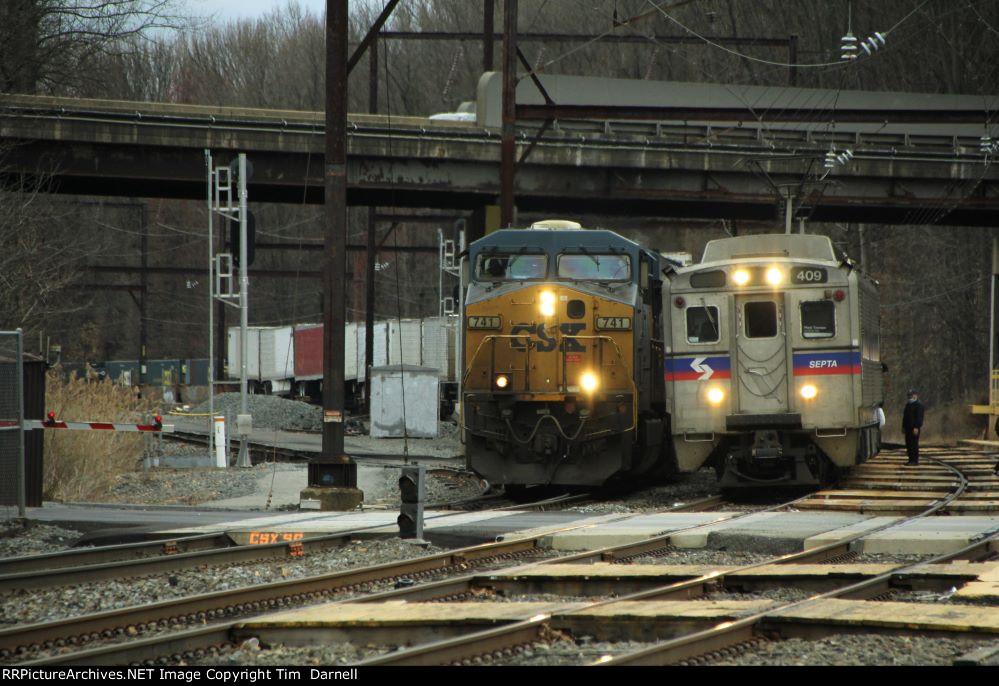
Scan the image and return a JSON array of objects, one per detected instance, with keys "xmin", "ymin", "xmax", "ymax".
[{"xmin": 43, "ymin": 368, "xmax": 157, "ymax": 502}]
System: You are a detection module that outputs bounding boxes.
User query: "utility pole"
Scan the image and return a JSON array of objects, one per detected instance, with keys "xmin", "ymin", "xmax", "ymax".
[
  {"xmin": 500, "ymin": 0, "xmax": 518, "ymax": 228},
  {"xmin": 483, "ymin": 0, "xmax": 495, "ymax": 72},
  {"xmin": 302, "ymin": 0, "xmax": 362, "ymax": 511},
  {"xmin": 366, "ymin": 34, "xmax": 378, "ymax": 414}
]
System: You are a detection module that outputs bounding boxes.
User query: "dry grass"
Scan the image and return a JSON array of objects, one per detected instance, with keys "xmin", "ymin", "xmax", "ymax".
[{"xmin": 43, "ymin": 369, "xmax": 157, "ymax": 502}]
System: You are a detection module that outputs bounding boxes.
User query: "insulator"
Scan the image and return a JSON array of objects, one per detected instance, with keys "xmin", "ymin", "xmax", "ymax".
[
  {"xmin": 840, "ymin": 32, "xmax": 858, "ymax": 60},
  {"xmin": 981, "ymin": 136, "xmax": 993, "ymax": 152},
  {"xmin": 824, "ymin": 150, "xmax": 838, "ymax": 168}
]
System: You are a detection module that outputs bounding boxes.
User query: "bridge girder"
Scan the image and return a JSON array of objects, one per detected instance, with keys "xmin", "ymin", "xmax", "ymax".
[{"xmin": 1, "ymin": 96, "xmax": 997, "ymax": 226}]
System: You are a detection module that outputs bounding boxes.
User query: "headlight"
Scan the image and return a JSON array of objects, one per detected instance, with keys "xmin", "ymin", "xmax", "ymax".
[
  {"xmin": 733, "ymin": 269, "xmax": 750, "ymax": 286},
  {"xmin": 580, "ymin": 372, "xmax": 599, "ymax": 393},
  {"xmin": 800, "ymin": 384, "xmax": 818, "ymax": 399},
  {"xmin": 766, "ymin": 267, "xmax": 783, "ymax": 286},
  {"xmin": 707, "ymin": 388, "xmax": 725, "ymax": 405},
  {"xmin": 494, "ymin": 374, "xmax": 510, "ymax": 390},
  {"xmin": 539, "ymin": 290, "xmax": 557, "ymax": 317}
]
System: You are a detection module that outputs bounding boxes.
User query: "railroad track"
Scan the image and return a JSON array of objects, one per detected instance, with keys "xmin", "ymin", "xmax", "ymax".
[
  {"xmin": 5, "ymin": 447, "xmax": 996, "ymax": 665},
  {"xmin": 355, "ymin": 452, "xmax": 999, "ymax": 666},
  {"xmin": 0, "ymin": 491, "xmax": 780, "ymax": 664},
  {"xmin": 795, "ymin": 446, "xmax": 999, "ymax": 515},
  {"xmin": 0, "ymin": 487, "xmax": 599, "ymax": 595}
]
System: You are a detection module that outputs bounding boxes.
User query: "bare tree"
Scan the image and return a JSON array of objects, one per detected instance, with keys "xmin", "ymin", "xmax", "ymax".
[
  {"xmin": 0, "ymin": 162, "xmax": 94, "ymax": 333},
  {"xmin": 0, "ymin": 0, "xmax": 191, "ymax": 95}
]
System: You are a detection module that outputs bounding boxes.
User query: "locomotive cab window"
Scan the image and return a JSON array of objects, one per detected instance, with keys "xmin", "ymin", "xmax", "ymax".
[
  {"xmin": 686, "ymin": 306, "xmax": 720, "ymax": 343},
  {"xmin": 557, "ymin": 254, "xmax": 631, "ymax": 281},
  {"xmin": 801, "ymin": 300, "xmax": 835, "ymax": 339},
  {"xmin": 744, "ymin": 301, "xmax": 778, "ymax": 338},
  {"xmin": 475, "ymin": 254, "xmax": 547, "ymax": 281}
]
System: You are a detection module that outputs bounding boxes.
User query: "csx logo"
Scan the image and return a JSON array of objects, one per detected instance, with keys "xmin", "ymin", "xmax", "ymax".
[
  {"xmin": 809, "ymin": 360, "xmax": 838, "ymax": 368},
  {"xmin": 510, "ymin": 323, "xmax": 586, "ymax": 352}
]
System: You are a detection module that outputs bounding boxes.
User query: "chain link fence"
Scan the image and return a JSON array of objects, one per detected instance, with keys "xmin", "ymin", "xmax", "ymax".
[{"xmin": 0, "ymin": 331, "xmax": 25, "ymax": 514}]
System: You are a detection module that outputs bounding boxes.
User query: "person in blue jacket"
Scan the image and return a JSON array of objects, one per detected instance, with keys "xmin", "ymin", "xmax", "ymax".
[{"xmin": 902, "ymin": 389, "xmax": 924, "ymax": 465}]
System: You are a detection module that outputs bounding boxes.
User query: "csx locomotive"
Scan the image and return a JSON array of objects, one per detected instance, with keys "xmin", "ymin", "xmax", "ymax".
[
  {"xmin": 664, "ymin": 233, "xmax": 883, "ymax": 488},
  {"xmin": 461, "ymin": 221, "xmax": 674, "ymax": 489}
]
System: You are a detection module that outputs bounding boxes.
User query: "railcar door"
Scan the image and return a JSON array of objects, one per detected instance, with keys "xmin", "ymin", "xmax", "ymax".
[{"xmin": 733, "ymin": 295, "xmax": 789, "ymax": 414}]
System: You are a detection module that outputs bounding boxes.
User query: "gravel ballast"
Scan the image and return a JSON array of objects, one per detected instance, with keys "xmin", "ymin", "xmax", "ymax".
[{"xmin": 0, "ymin": 538, "xmax": 450, "ymax": 627}]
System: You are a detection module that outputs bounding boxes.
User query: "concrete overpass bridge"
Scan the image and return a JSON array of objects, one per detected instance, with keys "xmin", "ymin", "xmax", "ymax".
[{"xmin": 1, "ymin": 75, "xmax": 998, "ymax": 227}]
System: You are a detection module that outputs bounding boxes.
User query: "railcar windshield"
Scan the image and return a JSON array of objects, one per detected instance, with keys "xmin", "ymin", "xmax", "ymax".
[
  {"xmin": 557, "ymin": 253, "xmax": 631, "ymax": 281},
  {"xmin": 801, "ymin": 300, "xmax": 835, "ymax": 338},
  {"xmin": 475, "ymin": 254, "xmax": 548, "ymax": 281},
  {"xmin": 744, "ymin": 301, "xmax": 778, "ymax": 338},
  {"xmin": 686, "ymin": 306, "xmax": 720, "ymax": 343}
]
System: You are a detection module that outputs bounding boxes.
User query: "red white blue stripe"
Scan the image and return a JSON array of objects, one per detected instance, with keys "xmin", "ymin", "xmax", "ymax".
[
  {"xmin": 793, "ymin": 351, "xmax": 861, "ymax": 376},
  {"xmin": 666, "ymin": 356, "xmax": 732, "ymax": 381}
]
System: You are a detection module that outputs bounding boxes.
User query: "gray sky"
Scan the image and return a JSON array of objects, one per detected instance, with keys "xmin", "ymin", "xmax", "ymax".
[{"xmin": 189, "ymin": 0, "xmax": 327, "ymax": 23}]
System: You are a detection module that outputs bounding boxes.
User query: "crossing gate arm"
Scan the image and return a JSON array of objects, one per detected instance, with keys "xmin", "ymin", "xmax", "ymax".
[{"xmin": 19, "ymin": 419, "xmax": 174, "ymax": 433}]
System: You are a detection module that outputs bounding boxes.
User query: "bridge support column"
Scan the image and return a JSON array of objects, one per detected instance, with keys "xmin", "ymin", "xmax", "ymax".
[{"xmin": 468, "ymin": 205, "xmax": 501, "ymax": 244}]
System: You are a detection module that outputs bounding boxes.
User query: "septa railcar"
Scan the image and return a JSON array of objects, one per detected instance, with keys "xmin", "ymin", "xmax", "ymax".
[{"xmin": 664, "ymin": 233, "xmax": 883, "ymax": 488}]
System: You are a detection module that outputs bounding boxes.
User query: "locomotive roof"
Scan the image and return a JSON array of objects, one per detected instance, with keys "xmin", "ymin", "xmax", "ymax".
[
  {"xmin": 470, "ymin": 227, "xmax": 644, "ymax": 256},
  {"xmin": 700, "ymin": 234, "xmax": 837, "ymax": 264}
]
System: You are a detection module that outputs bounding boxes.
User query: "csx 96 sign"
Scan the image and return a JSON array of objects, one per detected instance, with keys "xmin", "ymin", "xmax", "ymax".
[{"xmin": 248, "ymin": 531, "xmax": 304, "ymax": 544}]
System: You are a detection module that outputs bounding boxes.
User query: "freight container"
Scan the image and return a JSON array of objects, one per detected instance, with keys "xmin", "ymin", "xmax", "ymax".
[
  {"xmin": 293, "ymin": 324, "xmax": 323, "ymax": 380},
  {"xmin": 105, "ymin": 360, "xmax": 140, "ymax": 386},
  {"xmin": 355, "ymin": 324, "xmax": 367, "ymax": 380},
  {"xmin": 186, "ymin": 358, "xmax": 211, "ymax": 386},
  {"xmin": 372, "ymin": 321, "xmax": 389, "ymax": 368},
  {"xmin": 227, "ymin": 327, "xmax": 261, "ymax": 380},
  {"xmin": 420, "ymin": 316, "xmax": 457, "ymax": 380},
  {"xmin": 344, "ymin": 322, "xmax": 358, "ymax": 381},
  {"xmin": 259, "ymin": 326, "xmax": 295, "ymax": 394},
  {"xmin": 148, "ymin": 359, "xmax": 182, "ymax": 387},
  {"xmin": 370, "ymin": 365, "xmax": 439, "ymax": 438},
  {"xmin": 388, "ymin": 319, "xmax": 422, "ymax": 367}
]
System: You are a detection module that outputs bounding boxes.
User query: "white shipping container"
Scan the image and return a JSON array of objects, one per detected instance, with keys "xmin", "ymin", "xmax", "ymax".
[
  {"xmin": 421, "ymin": 316, "xmax": 457, "ymax": 381},
  {"xmin": 389, "ymin": 319, "xmax": 422, "ymax": 367},
  {"xmin": 355, "ymin": 324, "xmax": 366, "ymax": 380},
  {"xmin": 370, "ymin": 365, "xmax": 439, "ymax": 438},
  {"xmin": 227, "ymin": 326, "xmax": 261, "ymax": 380},
  {"xmin": 344, "ymin": 322, "xmax": 358, "ymax": 381},
  {"xmin": 373, "ymin": 321, "xmax": 389, "ymax": 368},
  {"xmin": 259, "ymin": 326, "xmax": 295, "ymax": 381}
]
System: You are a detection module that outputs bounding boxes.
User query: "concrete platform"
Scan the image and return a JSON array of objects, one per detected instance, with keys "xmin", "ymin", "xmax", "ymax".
[
  {"xmin": 541, "ymin": 513, "xmax": 738, "ymax": 551},
  {"xmin": 22, "ymin": 503, "xmax": 999, "ymax": 556},
  {"xmin": 858, "ymin": 516, "xmax": 999, "ymax": 554},
  {"xmin": 669, "ymin": 511, "xmax": 874, "ymax": 553}
]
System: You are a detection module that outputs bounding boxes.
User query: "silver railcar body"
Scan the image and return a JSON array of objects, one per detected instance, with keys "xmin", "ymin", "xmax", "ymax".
[{"xmin": 664, "ymin": 234, "xmax": 882, "ymax": 487}]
